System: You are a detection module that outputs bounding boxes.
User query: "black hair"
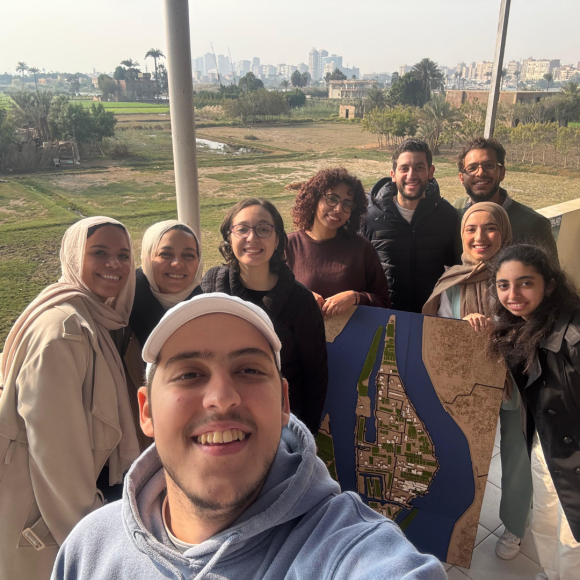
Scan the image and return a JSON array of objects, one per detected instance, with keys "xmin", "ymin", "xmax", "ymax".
[
  {"xmin": 487, "ymin": 244, "xmax": 580, "ymax": 372},
  {"xmin": 87, "ymin": 222, "xmax": 126, "ymax": 238},
  {"xmin": 392, "ymin": 139, "xmax": 433, "ymax": 171},
  {"xmin": 219, "ymin": 198, "xmax": 287, "ymax": 273},
  {"xmin": 457, "ymin": 137, "xmax": 506, "ymax": 172}
]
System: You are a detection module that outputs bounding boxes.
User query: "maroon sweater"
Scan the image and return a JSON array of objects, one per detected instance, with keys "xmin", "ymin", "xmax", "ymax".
[{"xmin": 286, "ymin": 230, "xmax": 391, "ymax": 308}]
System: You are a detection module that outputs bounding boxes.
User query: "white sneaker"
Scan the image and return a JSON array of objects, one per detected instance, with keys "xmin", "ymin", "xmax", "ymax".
[{"xmin": 495, "ymin": 530, "xmax": 521, "ymax": 560}]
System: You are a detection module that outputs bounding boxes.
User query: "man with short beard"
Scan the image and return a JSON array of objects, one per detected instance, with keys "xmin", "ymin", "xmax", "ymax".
[
  {"xmin": 453, "ymin": 137, "xmax": 558, "ymax": 264},
  {"xmin": 362, "ymin": 139, "xmax": 457, "ymax": 313},
  {"xmin": 51, "ymin": 293, "xmax": 446, "ymax": 580}
]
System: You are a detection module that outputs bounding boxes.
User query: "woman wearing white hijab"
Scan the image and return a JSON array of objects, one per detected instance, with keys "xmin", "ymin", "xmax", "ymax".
[
  {"xmin": 129, "ymin": 220, "xmax": 203, "ymax": 348},
  {"xmin": 0, "ymin": 217, "xmax": 140, "ymax": 580}
]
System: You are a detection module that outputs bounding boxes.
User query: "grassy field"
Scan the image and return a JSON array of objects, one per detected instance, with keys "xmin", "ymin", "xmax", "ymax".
[
  {"xmin": 1, "ymin": 122, "xmax": 579, "ymax": 347},
  {"xmin": 77, "ymin": 100, "xmax": 171, "ymax": 115}
]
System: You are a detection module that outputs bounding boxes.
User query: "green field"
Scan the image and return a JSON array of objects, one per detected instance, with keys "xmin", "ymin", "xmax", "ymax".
[
  {"xmin": 1, "ymin": 121, "xmax": 579, "ymax": 347},
  {"xmin": 77, "ymin": 100, "xmax": 170, "ymax": 115}
]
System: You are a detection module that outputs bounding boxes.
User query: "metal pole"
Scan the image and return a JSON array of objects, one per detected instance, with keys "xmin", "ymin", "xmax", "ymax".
[
  {"xmin": 163, "ymin": 0, "xmax": 201, "ymax": 237},
  {"xmin": 484, "ymin": 0, "xmax": 511, "ymax": 138}
]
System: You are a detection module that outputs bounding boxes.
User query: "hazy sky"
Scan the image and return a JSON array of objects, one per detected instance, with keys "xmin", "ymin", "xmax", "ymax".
[{"xmin": 2, "ymin": 0, "xmax": 579, "ymax": 75}]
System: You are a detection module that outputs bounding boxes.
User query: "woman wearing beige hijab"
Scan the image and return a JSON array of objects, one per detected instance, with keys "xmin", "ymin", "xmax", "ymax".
[
  {"xmin": 424, "ymin": 202, "xmax": 533, "ymax": 562},
  {"xmin": 129, "ymin": 220, "xmax": 202, "ymax": 348},
  {"xmin": 0, "ymin": 217, "xmax": 140, "ymax": 580}
]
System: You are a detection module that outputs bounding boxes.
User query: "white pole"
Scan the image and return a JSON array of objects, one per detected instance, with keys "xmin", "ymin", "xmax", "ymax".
[
  {"xmin": 163, "ymin": 0, "xmax": 201, "ymax": 237},
  {"xmin": 484, "ymin": 0, "xmax": 511, "ymax": 138}
]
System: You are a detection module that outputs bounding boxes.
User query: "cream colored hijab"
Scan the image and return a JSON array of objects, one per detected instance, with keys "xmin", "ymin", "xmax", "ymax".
[
  {"xmin": 0, "ymin": 216, "xmax": 139, "ymax": 484},
  {"xmin": 140, "ymin": 220, "xmax": 203, "ymax": 310},
  {"xmin": 422, "ymin": 203, "xmax": 512, "ymax": 318}
]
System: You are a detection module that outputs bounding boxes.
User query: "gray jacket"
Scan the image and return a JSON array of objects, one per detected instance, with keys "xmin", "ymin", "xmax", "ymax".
[{"xmin": 52, "ymin": 417, "xmax": 445, "ymax": 580}]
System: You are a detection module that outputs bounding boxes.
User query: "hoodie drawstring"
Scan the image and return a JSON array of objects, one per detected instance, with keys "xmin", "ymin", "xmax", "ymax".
[{"xmin": 193, "ymin": 532, "xmax": 240, "ymax": 580}]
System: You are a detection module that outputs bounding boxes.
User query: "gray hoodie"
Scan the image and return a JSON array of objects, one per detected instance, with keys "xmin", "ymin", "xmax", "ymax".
[{"xmin": 52, "ymin": 417, "xmax": 446, "ymax": 580}]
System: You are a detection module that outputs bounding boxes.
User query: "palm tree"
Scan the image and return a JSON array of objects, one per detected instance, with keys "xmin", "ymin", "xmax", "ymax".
[
  {"xmin": 280, "ymin": 80, "xmax": 290, "ymax": 92},
  {"xmin": 10, "ymin": 90, "xmax": 53, "ymax": 141},
  {"xmin": 543, "ymin": 72, "xmax": 554, "ymax": 92},
  {"xmin": 485, "ymin": 71, "xmax": 492, "ymax": 85},
  {"xmin": 365, "ymin": 87, "xmax": 387, "ymax": 110},
  {"xmin": 411, "ymin": 58, "xmax": 443, "ymax": 103},
  {"xmin": 501, "ymin": 68, "xmax": 508, "ymax": 90},
  {"xmin": 418, "ymin": 94, "xmax": 458, "ymax": 154},
  {"xmin": 145, "ymin": 49, "xmax": 165, "ymax": 102},
  {"xmin": 120, "ymin": 59, "xmax": 140, "ymax": 101},
  {"xmin": 514, "ymin": 70, "xmax": 521, "ymax": 91},
  {"xmin": 16, "ymin": 62, "xmax": 28, "ymax": 87},
  {"xmin": 28, "ymin": 67, "xmax": 40, "ymax": 91},
  {"xmin": 562, "ymin": 81, "xmax": 579, "ymax": 96}
]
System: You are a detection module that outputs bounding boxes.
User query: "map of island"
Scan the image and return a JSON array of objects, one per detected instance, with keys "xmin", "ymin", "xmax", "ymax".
[
  {"xmin": 318, "ymin": 306, "xmax": 505, "ymax": 568},
  {"xmin": 355, "ymin": 315, "xmax": 439, "ymax": 520}
]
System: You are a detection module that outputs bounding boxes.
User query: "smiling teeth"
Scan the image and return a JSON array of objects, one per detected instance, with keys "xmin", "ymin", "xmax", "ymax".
[
  {"xmin": 101, "ymin": 274, "xmax": 120, "ymax": 280},
  {"xmin": 167, "ymin": 274, "xmax": 186, "ymax": 278},
  {"xmin": 198, "ymin": 429, "xmax": 246, "ymax": 445}
]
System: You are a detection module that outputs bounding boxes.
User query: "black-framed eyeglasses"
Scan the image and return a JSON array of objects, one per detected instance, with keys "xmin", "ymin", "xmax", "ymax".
[
  {"xmin": 463, "ymin": 161, "xmax": 503, "ymax": 176},
  {"xmin": 230, "ymin": 223, "xmax": 275, "ymax": 239},
  {"xmin": 323, "ymin": 193, "xmax": 354, "ymax": 214}
]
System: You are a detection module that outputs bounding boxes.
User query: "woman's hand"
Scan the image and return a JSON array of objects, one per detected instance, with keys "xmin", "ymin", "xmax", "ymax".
[
  {"xmin": 322, "ymin": 291, "xmax": 357, "ymax": 318},
  {"xmin": 312, "ymin": 291, "xmax": 325, "ymax": 309},
  {"xmin": 463, "ymin": 313, "xmax": 490, "ymax": 332}
]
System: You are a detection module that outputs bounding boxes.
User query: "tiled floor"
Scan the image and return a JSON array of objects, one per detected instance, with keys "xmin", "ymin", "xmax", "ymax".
[{"xmin": 443, "ymin": 423, "xmax": 544, "ymax": 579}]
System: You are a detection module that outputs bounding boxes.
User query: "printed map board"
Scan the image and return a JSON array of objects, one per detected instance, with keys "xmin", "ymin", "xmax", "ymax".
[{"xmin": 317, "ymin": 306, "xmax": 505, "ymax": 568}]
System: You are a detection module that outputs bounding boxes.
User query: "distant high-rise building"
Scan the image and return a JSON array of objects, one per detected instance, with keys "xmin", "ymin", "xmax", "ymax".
[
  {"xmin": 309, "ymin": 48, "xmax": 320, "ymax": 81},
  {"xmin": 298, "ymin": 62, "xmax": 308, "ymax": 74},
  {"xmin": 193, "ymin": 56, "xmax": 204, "ymax": 75},
  {"xmin": 236, "ymin": 60, "xmax": 251, "ymax": 76},
  {"xmin": 506, "ymin": 60, "xmax": 521, "ymax": 76},
  {"xmin": 309, "ymin": 48, "xmax": 329, "ymax": 81},
  {"xmin": 521, "ymin": 58, "xmax": 560, "ymax": 81},
  {"xmin": 398, "ymin": 64, "xmax": 412, "ymax": 76},
  {"xmin": 252, "ymin": 57, "xmax": 260, "ymax": 69},
  {"xmin": 475, "ymin": 61, "xmax": 493, "ymax": 81},
  {"xmin": 217, "ymin": 54, "xmax": 230, "ymax": 77},
  {"xmin": 203, "ymin": 53, "xmax": 214, "ymax": 76}
]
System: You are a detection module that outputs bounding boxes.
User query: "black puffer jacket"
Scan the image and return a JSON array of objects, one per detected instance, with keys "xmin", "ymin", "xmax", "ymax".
[
  {"xmin": 511, "ymin": 307, "xmax": 580, "ymax": 541},
  {"xmin": 360, "ymin": 178, "xmax": 457, "ymax": 313},
  {"xmin": 201, "ymin": 263, "xmax": 328, "ymax": 434}
]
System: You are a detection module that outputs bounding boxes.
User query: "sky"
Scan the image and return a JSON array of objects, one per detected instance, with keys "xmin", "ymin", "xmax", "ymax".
[{"xmin": 2, "ymin": 0, "xmax": 579, "ymax": 75}]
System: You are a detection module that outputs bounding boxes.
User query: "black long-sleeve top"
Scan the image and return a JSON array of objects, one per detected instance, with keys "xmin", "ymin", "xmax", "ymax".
[{"xmin": 201, "ymin": 263, "xmax": 328, "ymax": 434}]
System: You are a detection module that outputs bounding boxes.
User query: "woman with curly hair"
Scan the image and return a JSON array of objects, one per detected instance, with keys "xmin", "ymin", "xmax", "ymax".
[
  {"xmin": 201, "ymin": 198, "xmax": 327, "ymax": 433},
  {"xmin": 487, "ymin": 244, "xmax": 580, "ymax": 579},
  {"xmin": 287, "ymin": 168, "xmax": 390, "ymax": 317}
]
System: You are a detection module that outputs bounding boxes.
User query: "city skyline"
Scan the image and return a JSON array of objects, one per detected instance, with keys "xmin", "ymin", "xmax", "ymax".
[{"xmin": 2, "ymin": 0, "xmax": 579, "ymax": 76}]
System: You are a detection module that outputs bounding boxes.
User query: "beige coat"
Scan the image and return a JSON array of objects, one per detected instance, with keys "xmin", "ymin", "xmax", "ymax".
[{"xmin": 0, "ymin": 298, "xmax": 136, "ymax": 580}]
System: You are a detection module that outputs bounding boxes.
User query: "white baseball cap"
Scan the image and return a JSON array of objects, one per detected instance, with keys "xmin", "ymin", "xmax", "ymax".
[{"xmin": 142, "ymin": 293, "xmax": 282, "ymax": 373}]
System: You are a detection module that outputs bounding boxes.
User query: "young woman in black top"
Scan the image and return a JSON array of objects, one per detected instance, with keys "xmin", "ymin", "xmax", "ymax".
[
  {"xmin": 201, "ymin": 198, "xmax": 328, "ymax": 434},
  {"xmin": 488, "ymin": 244, "xmax": 580, "ymax": 578}
]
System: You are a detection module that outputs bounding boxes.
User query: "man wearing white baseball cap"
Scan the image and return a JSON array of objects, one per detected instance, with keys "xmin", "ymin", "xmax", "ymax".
[{"xmin": 52, "ymin": 293, "xmax": 445, "ymax": 580}]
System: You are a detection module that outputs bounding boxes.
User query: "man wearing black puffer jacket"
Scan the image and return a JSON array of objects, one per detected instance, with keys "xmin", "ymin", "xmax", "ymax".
[{"xmin": 361, "ymin": 139, "xmax": 457, "ymax": 313}]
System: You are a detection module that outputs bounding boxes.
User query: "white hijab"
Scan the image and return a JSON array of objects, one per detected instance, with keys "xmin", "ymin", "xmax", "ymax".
[
  {"xmin": 140, "ymin": 220, "xmax": 203, "ymax": 310},
  {"xmin": 0, "ymin": 216, "xmax": 140, "ymax": 484}
]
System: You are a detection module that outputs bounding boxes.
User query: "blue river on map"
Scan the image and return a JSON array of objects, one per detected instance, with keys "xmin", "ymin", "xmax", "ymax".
[{"xmin": 320, "ymin": 306, "xmax": 475, "ymax": 562}]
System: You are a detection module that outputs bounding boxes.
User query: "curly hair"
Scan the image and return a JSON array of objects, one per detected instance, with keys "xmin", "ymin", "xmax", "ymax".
[
  {"xmin": 486, "ymin": 244, "xmax": 580, "ymax": 373},
  {"xmin": 457, "ymin": 137, "xmax": 506, "ymax": 172},
  {"xmin": 219, "ymin": 198, "xmax": 288, "ymax": 273},
  {"xmin": 291, "ymin": 168, "xmax": 367, "ymax": 236}
]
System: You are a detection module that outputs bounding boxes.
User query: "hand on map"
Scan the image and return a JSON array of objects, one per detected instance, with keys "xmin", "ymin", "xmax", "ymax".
[
  {"xmin": 463, "ymin": 313, "xmax": 490, "ymax": 332},
  {"xmin": 322, "ymin": 291, "xmax": 357, "ymax": 318},
  {"xmin": 312, "ymin": 291, "xmax": 325, "ymax": 309}
]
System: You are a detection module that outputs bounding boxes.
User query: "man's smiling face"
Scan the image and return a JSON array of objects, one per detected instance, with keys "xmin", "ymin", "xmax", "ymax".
[
  {"xmin": 139, "ymin": 313, "xmax": 290, "ymax": 516},
  {"xmin": 391, "ymin": 151, "xmax": 435, "ymax": 201},
  {"xmin": 460, "ymin": 147, "xmax": 506, "ymax": 202}
]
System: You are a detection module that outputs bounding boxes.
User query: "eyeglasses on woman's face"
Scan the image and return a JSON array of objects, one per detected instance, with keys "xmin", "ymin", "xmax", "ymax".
[
  {"xmin": 230, "ymin": 223, "xmax": 275, "ymax": 239},
  {"xmin": 323, "ymin": 193, "xmax": 354, "ymax": 213}
]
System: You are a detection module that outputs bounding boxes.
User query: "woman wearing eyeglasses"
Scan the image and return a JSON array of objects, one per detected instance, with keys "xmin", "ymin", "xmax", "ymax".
[
  {"xmin": 287, "ymin": 168, "xmax": 390, "ymax": 318},
  {"xmin": 201, "ymin": 198, "xmax": 328, "ymax": 434}
]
